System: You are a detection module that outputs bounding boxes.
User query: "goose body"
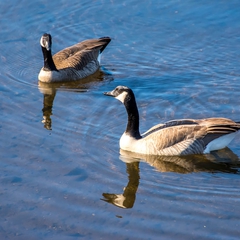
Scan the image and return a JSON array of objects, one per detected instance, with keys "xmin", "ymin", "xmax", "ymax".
[
  {"xmin": 38, "ymin": 33, "xmax": 111, "ymax": 83},
  {"xmin": 104, "ymin": 86, "xmax": 240, "ymax": 156}
]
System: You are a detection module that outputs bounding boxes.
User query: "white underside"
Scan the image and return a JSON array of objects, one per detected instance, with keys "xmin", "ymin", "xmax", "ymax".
[
  {"xmin": 38, "ymin": 60, "xmax": 99, "ymax": 83},
  {"xmin": 38, "ymin": 70, "xmax": 65, "ymax": 82},
  {"xmin": 97, "ymin": 51, "xmax": 101, "ymax": 64},
  {"xmin": 120, "ymin": 133, "xmax": 146, "ymax": 153},
  {"xmin": 203, "ymin": 132, "xmax": 238, "ymax": 153}
]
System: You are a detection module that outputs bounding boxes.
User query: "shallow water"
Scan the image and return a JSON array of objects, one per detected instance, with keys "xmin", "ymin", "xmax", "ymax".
[{"xmin": 1, "ymin": 0, "xmax": 240, "ymax": 239}]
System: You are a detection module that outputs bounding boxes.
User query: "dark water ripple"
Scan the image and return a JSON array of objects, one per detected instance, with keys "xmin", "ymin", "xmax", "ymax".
[{"xmin": 1, "ymin": 0, "xmax": 240, "ymax": 239}]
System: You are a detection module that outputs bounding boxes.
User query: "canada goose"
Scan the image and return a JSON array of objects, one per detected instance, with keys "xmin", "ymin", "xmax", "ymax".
[
  {"xmin": 104, "ymin": 86, "xmax": 240, "ymax": 156},
  {"xmin": 38, "ymin": 33, "xmax": 111, "ymax": 83}
]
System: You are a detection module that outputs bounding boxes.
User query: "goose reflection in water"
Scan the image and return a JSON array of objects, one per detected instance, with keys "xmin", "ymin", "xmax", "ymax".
[
  {"xmin": 102, "ymin": 162, "xmax": 140, "ymax": 209},
  {"xmin": 38, "ymin": 69, "xmax": 112, "ymax": 130},
  {"xmin": 102, "ymin": 148, "xmax": 239, "ymax": 209}
]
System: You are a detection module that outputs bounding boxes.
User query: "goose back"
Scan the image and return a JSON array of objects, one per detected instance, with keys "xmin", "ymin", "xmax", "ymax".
[{"xmin": 53, "ymin": 38, "xmax": 110, "ymax": 70}]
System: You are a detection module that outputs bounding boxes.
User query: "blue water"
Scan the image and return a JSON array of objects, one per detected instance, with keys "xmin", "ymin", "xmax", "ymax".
[{"xmin": 0, "ymin": 0, "xmax": 240, "ymax": 239}]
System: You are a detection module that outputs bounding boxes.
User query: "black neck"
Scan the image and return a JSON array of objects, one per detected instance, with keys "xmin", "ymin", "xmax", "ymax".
[
  {"xmin": 41, "ymin": 46, "xmax": 58, "ymax": 71},
  {"xmin": 124, "ymin": 92, "xmax": 141, "ymax": 139}
]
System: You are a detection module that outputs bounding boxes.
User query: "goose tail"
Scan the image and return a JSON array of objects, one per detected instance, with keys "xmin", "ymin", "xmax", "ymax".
[{"xmin": 98, "ymin": 37, "xmax": 111, "ymax": 53}]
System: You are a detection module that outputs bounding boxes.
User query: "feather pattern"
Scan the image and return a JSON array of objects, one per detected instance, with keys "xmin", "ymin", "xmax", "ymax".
[{"xmin": 104, "ymin": 86, "xmax": 240, "ymax": 156}]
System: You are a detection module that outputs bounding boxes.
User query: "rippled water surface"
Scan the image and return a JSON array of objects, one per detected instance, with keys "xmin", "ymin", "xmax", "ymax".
[{"xmin": 1, "ymin": 0, "xmax": 240, "ymax": 239}]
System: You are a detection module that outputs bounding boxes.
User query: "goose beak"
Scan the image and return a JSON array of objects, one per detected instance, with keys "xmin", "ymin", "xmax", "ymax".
[{"xmin": 103, "ymin": 90, "xmax": 115, "ymax": 97}]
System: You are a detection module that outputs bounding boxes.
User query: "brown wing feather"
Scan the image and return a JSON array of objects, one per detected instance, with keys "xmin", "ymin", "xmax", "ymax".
[
  {"xmin": 142, "ymin": 118, "xmax": 240, "ymax": 155},
  {"xmin": 52, "ymin": 37, "xmax": 111, "ymax": 70},
  {"xmin": 53, "ymin": 49, "xmax": 99, "ymax": 70},
  {"xmin": 142, "ymin": 119, "xmax": 199, "ymax": 138},
  {"xmin": 144, "ymin": 124, "xmax": 205, "ymax": 150}
]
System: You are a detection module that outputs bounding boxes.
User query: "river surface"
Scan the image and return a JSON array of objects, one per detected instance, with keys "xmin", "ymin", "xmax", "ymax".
[{"xmin": 1, "ymin": 0, "xmax": 240, "ymax": 239}]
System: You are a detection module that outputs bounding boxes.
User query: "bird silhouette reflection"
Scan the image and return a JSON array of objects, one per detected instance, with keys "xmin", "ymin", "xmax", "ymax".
[
  {"xmin": 102, "ymin": 148, "xmax": 239, "ymax": 208},
  {"xmin": 38, "ymin": 69, "xmax": 112, "ymax": 130}
]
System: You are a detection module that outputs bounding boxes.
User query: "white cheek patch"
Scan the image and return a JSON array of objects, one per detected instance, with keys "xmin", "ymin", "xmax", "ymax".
[
  {"xmin": 116, "ymin": 91, "xmax": 128, "ymax": 103},
  {"xmin": 40, "ymin": 37, "xmax": 50, "ymax": 51},
  {"xmin": 40, "ymin": 37, "xmax": 44, "ymax": 47},
  {"xmin": 112, "ymin": 194, "xmax": 126, "ymax": 208}
]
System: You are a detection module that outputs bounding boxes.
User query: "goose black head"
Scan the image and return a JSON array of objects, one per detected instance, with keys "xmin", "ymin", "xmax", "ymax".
[
  {"xmin": 40, "ymin": 33, "xmax": 52, "ymax": 51},
  {"xmin": 104, "ymin": 86, "xmax": 134, "ymax": 104}
]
